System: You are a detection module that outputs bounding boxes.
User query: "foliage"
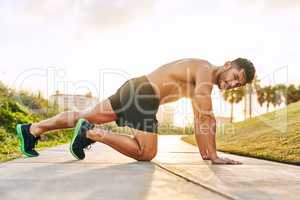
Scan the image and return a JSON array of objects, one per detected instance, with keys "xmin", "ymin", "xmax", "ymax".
[
  {"xmin": 256, "ymin": 84, "xmax": 300, "ymax": 112},
  {"xmin": 0, "ymin": 81, "xmax": 64, "ymax": 162},
  {"xmin": 286, "ymin": 85, "xmax": 300, "ymax": 105},
  {"xmin": 14, "ymin": 90, "xmax": 60, "ymax": 118},
  {"xmin": 222, "ymin": 75, "xmax": 300, "ymax": 121}
]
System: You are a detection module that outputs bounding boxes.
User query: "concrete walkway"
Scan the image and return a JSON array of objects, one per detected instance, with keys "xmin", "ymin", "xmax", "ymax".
[
  {"xmin": 0, "ymin": 135, "xmax": 299, "ymax": 200},
  {"xmin": 155, "ymin": 136, "xmax": 300, "ymax": 200}
]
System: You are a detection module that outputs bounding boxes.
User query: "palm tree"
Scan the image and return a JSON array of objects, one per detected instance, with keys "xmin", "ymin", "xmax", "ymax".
[
  {"xmin": 270, "ymin": 86, "xmax": 283, "ymax": 109},
  {"xmin": 222, "ymin": 87, "xmax": 245, "ymax": 122},
  {"xmin": 235, "ymin": 86, "xmax": 246, "ymax": 115},
  {"xmin": 264, "ymin": 86, "xmax": 274, "ymax": 112},
  {"xmin": 243, "ymin": 85, "xmax": 248, "ymax": 120},
  {"xmin": 248, "ymin": 76, "xmax": 260, "ymax": 118},
  {"xmin": 273, "ymin": 84, "xmax": 286, "ymax": 107},
  {"xmin": 243, "ymin": 76, "xmax": 260, "ymax": 120},
  {"xmin": 256, "ymin": 86, "xmax": 266, "ymax": 109},
  {"xmin": 297, "ymin": 85, "xmax": 300, "ymax": 101},
  {"xmin": 286, "ymin": 84, "xmax": 300, "ymax": 105}
]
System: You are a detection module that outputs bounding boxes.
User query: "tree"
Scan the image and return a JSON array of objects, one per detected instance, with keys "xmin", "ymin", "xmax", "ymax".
[
  {"xmin": 286, "ymin": 84, "xmax": 300, "ymax": 105},
  {"xmin": 244, "ymin": 76, "xmax": 260, "ymax": 119},
  {"xmin": 272, "ymin": 84, "xmax": 286, "ymax": 108},
  {"xmin": 248, "ymin": 76, "xmax": 260, "ymax": 118},
  {"xmin": 13, "ymin": 90, "xmax": 57, "ymax": 117},
  {"xmin": 222, "ymin": 87, "xmax": 245, "ymax": 122},
  {"xmin": 257, "ymin": 85, "xmax": 283, "ymax": 113},
  {"xmin": 256, "ymin": 86, "xmax": 266, "ymax": 109},
  {"xmin": 264, "ymin": 86, "xmax": 275, "ymax": 112},
  {"xmin": 85, "ymin": 92, "xmax": 92, "ymax": 98}
]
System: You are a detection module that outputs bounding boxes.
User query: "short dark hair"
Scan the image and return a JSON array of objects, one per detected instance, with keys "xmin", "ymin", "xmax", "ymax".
[{"xmin": 232, "ymin": 58, "xmax": 256, "ymax": 84}]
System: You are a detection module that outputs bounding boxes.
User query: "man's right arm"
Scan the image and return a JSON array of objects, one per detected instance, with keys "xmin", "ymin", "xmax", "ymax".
[
  {"xmin": 191, "ymin": 63, "xmax": 219, "ymax": 161},
  {"xmin": 192, "ymin": 98, "xmax": 213, "ymax": 160},
  {"xmin": 192, "ymin": 62, "xmax": 242, "ymax": 164}
]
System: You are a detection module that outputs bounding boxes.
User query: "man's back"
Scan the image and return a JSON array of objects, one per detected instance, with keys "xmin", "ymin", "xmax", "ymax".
[{"xmin": 146, "ymin": 58, "xmax": 212, "ymax": 104}]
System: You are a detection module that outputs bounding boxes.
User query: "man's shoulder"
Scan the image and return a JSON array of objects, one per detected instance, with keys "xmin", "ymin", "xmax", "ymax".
[
  {"xmin": 193, "ymin": 59, "xmax": 214, "ymax": 92},
  {"xmin": 181, "ymin": 58, "xmax": 213, "ymax": 72},
  {"xmin": 178, "ymin": 58, "xmax": 211, "ymax": 66},
  {"xmin": 175, "ymin": 58, "xmax": 213, "ymax": 82},
  {"xmin": 191, "ymin": 59, "xmax": 213, "ymax": 75}
]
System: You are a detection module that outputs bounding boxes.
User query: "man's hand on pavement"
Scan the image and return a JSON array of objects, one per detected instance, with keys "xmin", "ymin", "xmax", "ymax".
[{"xmin": 211, "ymin": 157, "xmax": 242, "ymax": 165}]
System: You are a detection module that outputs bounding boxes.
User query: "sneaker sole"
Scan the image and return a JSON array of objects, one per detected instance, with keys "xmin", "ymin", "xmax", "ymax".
[
  {"xmin": 69, "ymin": 118, "xmax": 86, "ymax": 160},
  {"xmin": 16, "ymin": 124, "xmax": 38, "ymax": 157}
]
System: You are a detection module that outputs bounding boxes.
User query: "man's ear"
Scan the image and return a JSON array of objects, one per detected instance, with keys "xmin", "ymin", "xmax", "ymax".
[{"xmin": 224, "ymin": 61, "xmax": 232, "ymax": 70}]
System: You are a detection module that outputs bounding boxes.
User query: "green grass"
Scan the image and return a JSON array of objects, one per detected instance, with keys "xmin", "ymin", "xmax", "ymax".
[
  {"xmin": 182, "ymin": 101, "xmax": 300, "ymax": 165},
  {"xmin": 0, "ymin": 128, "xmax": 73, "ymax": 163}
]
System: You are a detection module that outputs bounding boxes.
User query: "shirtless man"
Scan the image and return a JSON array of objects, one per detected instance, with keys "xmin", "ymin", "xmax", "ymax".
[{"xmin": 16, "ymin": 58, "xmax": 255, "ymax": 164}]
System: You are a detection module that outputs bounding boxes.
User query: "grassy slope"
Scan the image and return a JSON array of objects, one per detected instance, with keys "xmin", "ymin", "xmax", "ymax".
[{"xmin": 182, "ymin": 101, "xmax": 300, "ymax": 165}]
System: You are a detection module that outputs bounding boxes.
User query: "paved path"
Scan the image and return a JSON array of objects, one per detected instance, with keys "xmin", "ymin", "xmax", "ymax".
[
  {"xmin": 0, "ymin": 135, "xmax": 299, "ymax": 200},
  {"xmin": 155, "ymin": 136, "xmax": 300, "ymax": 200}
]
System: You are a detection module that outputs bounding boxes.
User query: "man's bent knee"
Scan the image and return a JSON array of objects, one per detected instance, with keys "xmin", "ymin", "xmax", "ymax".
[
  {"xmin": 136, "ymin": 148, "xmax": 157, "ymax": 161},
  {"xmin": 132, "ymin": 130, "xmax": 158, "ymax": 161}
]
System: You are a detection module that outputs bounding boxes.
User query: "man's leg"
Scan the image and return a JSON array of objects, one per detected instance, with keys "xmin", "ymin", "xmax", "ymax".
[
  {"xmin": 86, "ymin": 128, "xmax": 158, "ymax": 161},
  {"xmin": 30, "ymin": 99, "xmax": 118, "ymax": 137}
]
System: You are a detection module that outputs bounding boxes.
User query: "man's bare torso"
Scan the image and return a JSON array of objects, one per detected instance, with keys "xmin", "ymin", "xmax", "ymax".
[{"xmin": 146, "ymin": 58, "xmax": 211, "ymax": 105}]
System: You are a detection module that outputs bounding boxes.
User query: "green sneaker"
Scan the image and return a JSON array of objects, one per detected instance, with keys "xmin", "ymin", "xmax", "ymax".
[
  {"xmin": 70, "ymin": 119, "xmax": 95, "ymax": 160},
  {"xmin": 16, "ymin": 124, "xmax": 40, "ymax": 157}
]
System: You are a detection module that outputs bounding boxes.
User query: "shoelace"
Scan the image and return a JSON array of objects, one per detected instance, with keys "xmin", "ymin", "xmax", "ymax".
[
  {"xmin": 81, "ymin": 123, "xmax": 94, "ymax": 151},
  {"xmin": 84, "ymin": 145, "xmax": 92, "ymax": 151},
  {"xmin": 29, "ymin": 136, "xmax": 40, "ymax": 150}
]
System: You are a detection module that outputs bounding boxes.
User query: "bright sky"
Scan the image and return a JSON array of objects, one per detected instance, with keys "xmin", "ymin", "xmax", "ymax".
[{"xmin": 0, "ymin": 0, "xmax": 299, "ymax": 126}]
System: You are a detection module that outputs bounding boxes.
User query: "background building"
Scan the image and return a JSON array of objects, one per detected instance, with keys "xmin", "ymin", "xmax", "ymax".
[{"xmin": 49, "ymin": 91, "xmax": 98, "ymax": 111}]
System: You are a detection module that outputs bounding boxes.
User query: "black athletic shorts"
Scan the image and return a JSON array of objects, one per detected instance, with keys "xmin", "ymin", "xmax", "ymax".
[{"xmin": 108, "ymin": 76, "xmax": 160, "ymax": 133}]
